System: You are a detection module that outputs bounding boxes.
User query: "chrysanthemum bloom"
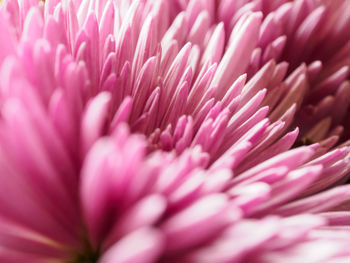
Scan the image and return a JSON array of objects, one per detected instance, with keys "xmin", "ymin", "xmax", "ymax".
[{"xmin": 1, "ymin": 0, "xmax": 350, "ymax": 262}]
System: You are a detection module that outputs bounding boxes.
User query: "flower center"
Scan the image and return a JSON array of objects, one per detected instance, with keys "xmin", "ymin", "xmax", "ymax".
[
  {"xmin": 69, "ymin": 252, "xmax": 99, "ymax": 263},
  {"xmin": 66, "ymin": 239, "xmax": 100, "ymax": 263}
]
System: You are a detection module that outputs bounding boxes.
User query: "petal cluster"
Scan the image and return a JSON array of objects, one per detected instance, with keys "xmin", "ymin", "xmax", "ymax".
[{"xmin": 0, "ymin": 0, "xmax": 350, "ymax": 262}]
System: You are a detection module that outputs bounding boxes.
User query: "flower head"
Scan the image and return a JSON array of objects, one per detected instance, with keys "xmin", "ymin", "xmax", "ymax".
[{"xmin": 1, "ymin": 0, "xmax": 350, "ymax": 262}]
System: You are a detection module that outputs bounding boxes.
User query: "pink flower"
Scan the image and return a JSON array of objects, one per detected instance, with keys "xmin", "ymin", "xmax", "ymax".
[{"xmin": 0, "ymin": 0, "xmax": 350, "ymax": 262}]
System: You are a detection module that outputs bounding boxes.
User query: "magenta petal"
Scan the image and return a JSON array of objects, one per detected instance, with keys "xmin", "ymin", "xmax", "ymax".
[
  {"xmin": 234, "ymin": 146, "xmax": 316, "ymax": 184},
  {"xmin": 187, "ymin": 217, "xmax": 280, "ymax": 263},
  {"xmin": 0, "ymin": 14, "xmax": 16, "ymax": 63},
  {"xmin": 99, "ymin": 228, "xmax": 164, "ymax": 263},
  {"xmin": 319, "ymin": 212, "xmax": 350, "ymax": 226},
  {"xmin": 105, "ymin": 195, "xmax": 166, "ymax": 248},
  {"xmin": 81, "ymin": 92, "xmax": 111, "ymax": 154},
  {"xmin": 161, "ymin": 194, "xmax": 232, "ymax": 253},
  {"xmin": 253, "ymin": 165, "xmax": 322, "ymax": 215},
  {"xmin": 274, "ymin": 185, "xmax": 350, "ymax": 216},
  {"xmin": 212, "ymin": 12, "xmax": 262, "ymax": 99}
]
